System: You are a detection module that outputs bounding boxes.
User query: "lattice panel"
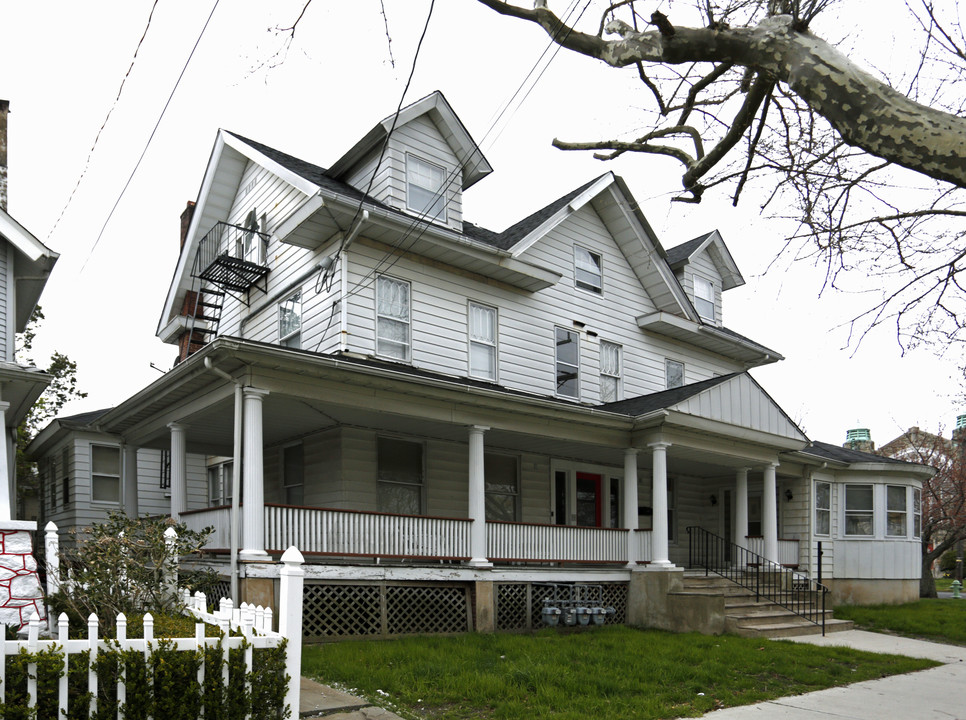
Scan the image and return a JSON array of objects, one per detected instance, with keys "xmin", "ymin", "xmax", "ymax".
[
  {"xmin": 386, "ymin": 585, "xmax": 468, "ymax": 635},
  {"xmin": 496, "ymin": 583, "xmax": 529, "ymax": 631},
  {"xmin": 210, "ymin": 580, "xmax": 231, "ymax": 606},
  {"xmin": 303, "ymin": 584, "xmax": 382, "ymax": 639},
  {"xmin": 529, "ymin": 584, "xmax": 557, "ymax": 628},
  {"xmin": 600, "ymin": 583, "xmax": 628, "ymax": 624}
]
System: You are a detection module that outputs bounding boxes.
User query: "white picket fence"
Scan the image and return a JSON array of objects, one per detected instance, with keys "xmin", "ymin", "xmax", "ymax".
[{"xmin": 10, "ymin": 526, "xmax": 305, "ymax": 719}]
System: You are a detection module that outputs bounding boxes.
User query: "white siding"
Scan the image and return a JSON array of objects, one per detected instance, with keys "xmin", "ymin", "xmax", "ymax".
[
  {"xmin": 684, "ymin": 251, "xmax": 723, "ymax": 326},
  {"xmin": 0, "ymin": 241, "xmax": 8, "ymax": 362}
]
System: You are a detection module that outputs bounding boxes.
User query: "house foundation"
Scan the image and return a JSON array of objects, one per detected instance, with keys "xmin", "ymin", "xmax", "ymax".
[
  {"xmin": 626, "ymin": 567, "xmax": 725, "ymax": 634},
  {"xmin": 0, "ymin": 521, "xmax": 44, "ymax": 628},
  {"xmin": 824, "ymin": 578, "xmax": 918, "ymax": 606}
]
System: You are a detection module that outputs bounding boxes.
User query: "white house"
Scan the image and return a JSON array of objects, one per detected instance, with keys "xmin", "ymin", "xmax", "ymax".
[{"xmin": 30, "ymin": 92, "xmax": 931, "ymax": 637}]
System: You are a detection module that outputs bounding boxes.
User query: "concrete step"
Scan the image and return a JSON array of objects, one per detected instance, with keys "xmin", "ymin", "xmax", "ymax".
[{"xmin": 729, "ymin": 616, "xmax": 854, "ymax": 639}]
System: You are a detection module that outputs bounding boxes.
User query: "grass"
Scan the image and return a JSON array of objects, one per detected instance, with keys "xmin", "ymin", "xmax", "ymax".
[
  {"xmin": 836, "ymin": 597, "xmax": 966, "ymax": 644},
  {"xmin": 301, "ymin": 626, "xmax": 935, "ymax": 720}
]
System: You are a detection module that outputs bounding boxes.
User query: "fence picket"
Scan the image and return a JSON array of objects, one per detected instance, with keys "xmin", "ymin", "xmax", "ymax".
[
  {"xmin": 117, "ymin": 613, "xmax": 127, "ymax": 719},
  {"xmin": 58, "ymin": 613, "xmax": 69, "ymax": 718},
  {"xmin": 88, "ymin": 613, "xmax": 99, "ymax": 719},
  {"xmin": 27, "ymin": 613, "xmax": 39, "ymax": 712}
]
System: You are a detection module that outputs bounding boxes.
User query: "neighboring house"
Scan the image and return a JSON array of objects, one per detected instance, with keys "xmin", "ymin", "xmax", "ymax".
[{"xmin": 30, "ymin": 92, "xmax": 931, "ymax": 637}]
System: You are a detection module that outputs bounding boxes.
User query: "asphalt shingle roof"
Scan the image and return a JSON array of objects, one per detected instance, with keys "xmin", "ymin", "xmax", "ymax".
[
  {"xmin": 665, "ymin": 232, "xmax": 712, "ymax": 267},
  {"xmin": 804, "ymin": 440, "xmax": 914, "ymax": 465},
  {"xmin": 597, "ymin": 373, "xmax": 741, "ymax": 415}
]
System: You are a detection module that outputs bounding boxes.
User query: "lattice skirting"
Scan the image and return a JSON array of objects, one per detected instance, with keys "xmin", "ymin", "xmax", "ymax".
[
  {"xmin": 495, "ymin": 582, "xmax": 628, "ymax": 632},
  {"xmin": 302, "ymin": 581, "xmax": 471, "ymax": 641}
]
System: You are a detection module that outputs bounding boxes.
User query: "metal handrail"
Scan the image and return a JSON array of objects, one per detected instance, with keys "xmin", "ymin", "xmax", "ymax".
[
  {"xmin": 686, "ymin": 525, "xmax": 829, "ymax": 636},
  {"xmin": 193, "ymin": 221, "xmax": 270, "ymax": 275}
]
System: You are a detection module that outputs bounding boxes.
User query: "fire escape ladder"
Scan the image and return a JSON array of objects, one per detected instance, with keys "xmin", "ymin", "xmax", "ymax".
[{"xmin": 182, "ymin": 279, "xmax": 225, "ymax": 360}]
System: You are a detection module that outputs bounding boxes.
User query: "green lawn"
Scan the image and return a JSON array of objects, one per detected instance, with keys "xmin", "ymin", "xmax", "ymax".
[
  {"xmin": 301, "ymin": 627, "xmax": 935, "ymax": 720},
  {"xmin": 835, "ymin": 597, "xmax": 966, "ymax": 644}
]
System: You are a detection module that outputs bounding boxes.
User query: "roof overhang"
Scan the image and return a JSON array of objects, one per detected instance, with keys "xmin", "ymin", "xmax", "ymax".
[
  {"xmin": 0, "ymin": 363, "xmax": 52, "ymax": 427},
  {"xmin": 0, "ymin": 210, "xmax": 59, "ymax": 332},
  {"xmin": 668, "ymin": 229, "xmax": 744, "ymax": 291},
  {"xmin": 636, "ymin": 311, "xmax": 782, "ymax": 367}
]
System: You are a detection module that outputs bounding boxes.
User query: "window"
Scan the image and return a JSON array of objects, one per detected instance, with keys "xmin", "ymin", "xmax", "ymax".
[
  {"xmin": 600, "ymin": 341, "xmax": 621, "ymax": 403},
  {"xmin": 845, "ymin": 485, "xmax": 874, "ymax": 536},
  {"xmin": 748, "ymin": 494, "xmax": 762, "ymax": 536},
  {"xmin": 554, "ymin": 470, "xmax": 567, "ymax": 525},
  {"xmin": 377, "ymin": 437, "xmax": 423, "ymax": 515},
  {"xmin": 238, "ymin": 208, "xmax": 264, "ymax": 264},
  {"xmin": 665, "ymin": 359, "xmax": 684, "ymax": 389},
  {"xmin": 91, "ymin": 445, "xmax": 120, "ymax": 503},
  {"xmin": 406, "ymin": 155, "xmax": 446, "ymax": 220},
  {"xmin": 913, "ymin": 488, "xmax": 922, "ymax": 537},
  {"xmin": 887, "ymin": 485, "xmax": 907, "ymax": 536},
  {"xmin": 284, "ymin": 444, "xmax": 304, "ymax": 506},
  {"xmin": 160, "ymin": 450, "xmax": 171, "ymax": 490},
  {"xmin": 279, "ymin": 291, "xmax": 302, "ymax": 349},
  {"xmin": 555, "ymin": 327, "xmax": 579, "ymax": 398},
  {"xmin": 694, "ymin": 276, "xmax": 715, "ymax": 321},
  {"xmin": 484, "ymin": 454, "xmax": 518, "ymax": 522},
  {"xmin": 815, "ymin": 481, "xmax": 831, "ymax": 535},
  {"xmin": 469, "ymin": 302, "xmax": 497, "ymax": 381},
  {"xmin": 574, "ymin": 246, "xmax": 602, "ymax": 294},
  {"xmin": 376, "ymin": 276, "xmax": 411, "ymax": 361},
  {"xmin": 61, "ymin": 447, "xmax": 70, "ymax": 508},
  {"xmin": 207, "ymin": 462, "xmax": 233, "ymax": 506},
  {"xmin": 667, "ymin": 477, "xmax": 676, "ymax": 543}
]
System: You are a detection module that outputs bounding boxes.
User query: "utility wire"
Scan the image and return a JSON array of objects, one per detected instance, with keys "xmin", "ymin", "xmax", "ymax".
[{"xmin": 79, "ymin": 0, "xmax": 222, "ymax": 273}]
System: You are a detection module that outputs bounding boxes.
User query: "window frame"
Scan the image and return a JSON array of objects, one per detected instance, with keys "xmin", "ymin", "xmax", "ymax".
[
  {"xmin": 279, "ymin": 290, "xmax": 302, "ymax": 349},
  {"xmin": 574, "ymin": 245, "xmax": 603, "ymax": 294},
  {"xmin": 554, "ymin": 326, "xmax": 580, "ymax": 399},
  {"xmin": 599, "ymin": 340, "xmax": 622, "ymax": 403},
  {"xmin": 283, "ymin": 443, "xmax": 305, "ymax": 506},
  {"xmin": 90, "ymin": 444, "xmax": 121, "ymax": 505},
  {"xmin": 693, "ymin": 275, "xmax": 715, "ymax": 321},
  {"xmin": 376, "ymin": 436, "xmax": 425, "ymax": 515},
  {"xmin": 814, "ymin": 480, "xmax": 831, "ymax": 536},
  {"xmin": 484, "ymin": 452, "xmax": 520, "ymax": 522},
  {"xmin": 405, "ymin": 154, "xmax": 447, "ymax": 221},
  {"xmin": 886, "ymin": 485, "xmax": 908, "ymax": 537},
  {"xmin": 844, "ymin": 484, "xmax": 874, "ymax": 537},
  {"xmin": 468, "ymin": 301, "xmax": 498, "ymax": 382},
  {"xmin": 207, "ymin": 460, "xmax": 234, "ymax": 506},
  {"xmin": 375, "ymin": 275, "xmax": 412, "ymax": 362},
  {"xmin": 61, "ymin": 446, "xmax": 70, "ymax": 509},
  {"xmin": 913, "ymin": 488, "xmax": 922, "ymax": 538},
  {"xmin": 665, "ymin": 358, "xmax": 685, "ymax": 389}
]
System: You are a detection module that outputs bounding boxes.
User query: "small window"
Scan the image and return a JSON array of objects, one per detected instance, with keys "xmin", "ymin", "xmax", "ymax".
[
  {"xmin": 554, "ymin": 470, "xmax": 567, "ymax": 525},
  {"xmin": 667, "ymin": 477, "xmax": 676, "ymax": 543},
  {"xmin": 377, "ymin": 437, "xmax": 423, "ymax": 515},
  {"xmin": 406, "ymin": 155, "xmax": 446, "ymax": 220},
  {"xmin": 484, "ymin": 453, "xmax": 518, "ymax": 522},
  {"xmin": 815, "ymin": 481, "xmax": 830, "ymax": 535},
  {"xmin": 207, "ymin": 461, "xmax": 234, "ymax": 506},
  {"xmin": 600, "ymin": 341, "xmax": 621, "ymax": 403},
  {"xmin": 913, "ymin": 488, "xmax": 921, "ymax": 538},
  {"xmin": 845, "ymin": 485, "xmax": 873, "ymax": 536},
  {"xmin": 61, "ymin": 447, "xmax": 70, "ymax": 508},
  {"xmin": 887, "ymin": 485, "xmax": 907, "ymax": 537},
  {"xmin": 284, "ymin": 444, "xmax": 304, "ymax": 506},
  {"xmin": 91, "ymin": 445, "xmax": 121, "ymax": 504},
  {"xmin": 469, "ymin": 302, "xmax": 497, "ymax": 381},
  {"xmin": 376, "ymin": 276, "xmax": 411, "ymax": 361},
  {"xmin": 279, "ymin": 291, "xmax": 302, "ymax": 349},
  {"xmin": 694, "ymin": 276, "xmax": 715, "ymax": 321},
  {"xmin": 555, "ymin": 327, "xmax": 580, "ymax": 399},
  {"xmin": 665, "ymin": 359, "xmax": 684, "ymax": 389},
  {"xmin": 574, "ymin": 246, "xmax": 602, "ymax": 294},
  {"xmin": 160, "ymin": 450, "xmax": 171, "ymax": 490}
]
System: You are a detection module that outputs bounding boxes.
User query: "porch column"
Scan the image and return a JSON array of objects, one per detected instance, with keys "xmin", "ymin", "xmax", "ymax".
[
  {"xmin": 168, "ymin": 423, "xmax": 187, "ymax": 520},
  {"xmin": 240, "ymin": 388, "xmax": 269, "ymax": 561},
  {"xmin": 649, "ymin": 441, "xmax": 673, "ymax": 568},
  {"xmin": 735, "ymin": 468, "xmax": 749, "ymax": 550},
  {"xmin": 122, "ymin": 444, "xmax": 139, "ymax": 518},
  {"xmin": 623, "ymin": 448, "xmax": 640, "ymax": 568},
  {"xmin": 467, "ymin": 425, "xmax": 492, "ymax": 568},
  {"xmin": 762, "ymin": 462, "xmax": 779, "ymax": 563}
]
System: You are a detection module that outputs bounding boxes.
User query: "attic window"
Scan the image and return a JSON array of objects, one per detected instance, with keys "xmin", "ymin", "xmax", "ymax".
[
  {"xmin": 574, "ymin": 246, "xmax": 602, "ymax": 294},
  {"xmin": 406, "ymin": 154, "xmax": 446, "ymax": 221},
  {"xmin": 694, "ymin": 276, "xmax": 714, "ymax": 321}
]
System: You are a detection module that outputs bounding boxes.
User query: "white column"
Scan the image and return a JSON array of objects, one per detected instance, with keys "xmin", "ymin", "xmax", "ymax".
[
  {"xmin": 735, "ymin": 468, "xmax": 749, "ymax": 550},
  {"xmin": 0, "ymin": 401, "xmax": 11, "ymax": 521},
  {"xmin": 467, "ymin": 425, "xmax": 492, "ymax": 568},
  {"xmin": 649, "ymin": 441, "xmax": 673, "ymax": 568},
  {"xmin": 623, "ymin": 449, "xmax": 640, "ymax": 568},
  {"xmin": 762, "ymin": 462, "xmax": 779, "ymax": 563},
  {"xmin": 168, "ymin": 423, "xmax": 187, "ymax": 520},
  {"xmin": 122, "ymin": 444, "xmax": 139, "ymax": 518},
  {"xmin": 240, "ymin": 388, "xmax": 269, "ymax": 560}
]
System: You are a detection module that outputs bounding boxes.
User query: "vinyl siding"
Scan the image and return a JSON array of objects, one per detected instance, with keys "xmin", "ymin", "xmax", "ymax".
[{"xmin": 0, "ymin": 241, "xmax": 8, "ymax": 362}]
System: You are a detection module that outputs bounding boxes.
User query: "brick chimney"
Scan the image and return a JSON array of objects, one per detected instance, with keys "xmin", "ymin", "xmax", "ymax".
[
  {"xmin": 0, "ymin": 100, "xmax": 8, "ymax": 212},
  {"xmin": 844, "ymin": 427, "xmax": 875, "ymax": 453},
  {"xmin": 180, "ymin": 200, "xmax": 196, "ymax": 250}
]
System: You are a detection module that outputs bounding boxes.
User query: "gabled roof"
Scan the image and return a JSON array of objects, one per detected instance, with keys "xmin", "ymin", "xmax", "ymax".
[
  {"xmin": 665, "ymin": 230, "xmax": 744, "ymax": 290},
  {"xmin": 26, "ymin": 407, "xmax": 114, "ymax": 458},
  {"xmin": 0, "ymin": 208, "xmax": 58, "ymax": 332},
  {"xmin": 797, "ymin": 440, "xmax": 935, "ymax": 477},
  {"xmin": 327, "ymin": 91, "xmax": 492, "ymax": 190}
]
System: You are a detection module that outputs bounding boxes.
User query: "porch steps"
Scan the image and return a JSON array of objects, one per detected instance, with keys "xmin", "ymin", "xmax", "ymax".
[{"xmin": 682, "ymin": 572, "xmax": 854, "ymax": 638}]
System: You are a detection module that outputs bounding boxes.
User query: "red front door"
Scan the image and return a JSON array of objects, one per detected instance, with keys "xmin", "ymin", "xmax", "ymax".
[{"xmin": 575, "ymin": 472, "xmax": 602, "ymax": 527}]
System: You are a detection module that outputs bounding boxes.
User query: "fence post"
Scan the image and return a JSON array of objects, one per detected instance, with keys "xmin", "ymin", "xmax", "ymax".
[
  {"xmin": 278, "ymin": 546, "xmax": 304, "ymax": 718},
  {"xmin": 164, "ymin": 527, "xmax": 178, "ymax": 602},
  {"xmin": 45, "ymin": 522, "xmax": 59, "ymax": 633}
]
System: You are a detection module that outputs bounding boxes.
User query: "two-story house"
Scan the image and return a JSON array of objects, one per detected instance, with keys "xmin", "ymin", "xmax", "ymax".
[{"xmin": 32, "ymin": 92, "xmax": 931, "ymax": 638}]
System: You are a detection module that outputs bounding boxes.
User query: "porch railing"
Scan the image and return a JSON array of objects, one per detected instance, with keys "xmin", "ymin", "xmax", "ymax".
[
  {"xmin": 686, "ymin": 526, "xmax": 829, "ymax": 635},
  {"xmin": 744, "ymin": 536, "xmax": 801, "ymax": 567},
  {"xmin": 486, "ymin": 522, "xmax": 628, "ymax": 564}
]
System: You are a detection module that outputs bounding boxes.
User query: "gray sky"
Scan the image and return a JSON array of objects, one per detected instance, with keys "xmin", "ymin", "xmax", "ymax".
[{"xmin": 0, "ymin": 0, "xmax": 960, "ymax": 446}]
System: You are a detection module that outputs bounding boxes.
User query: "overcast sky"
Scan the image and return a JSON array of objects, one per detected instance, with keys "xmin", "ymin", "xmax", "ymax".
[{"xmin": 0, "ymin": 0, "xmax": 960, "ymax": 447}]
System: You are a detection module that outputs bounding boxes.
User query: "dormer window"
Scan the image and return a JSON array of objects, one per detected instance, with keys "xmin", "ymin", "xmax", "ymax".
[
  {"xmin": 694, "ymin": 276, "xmax": 714, "ymax": 321},
  {"xmin": 406, "ymin": 154, "xmax": 446, "ymax": 221},
  {"xmin": 575, "ymin": 246, "xmax": 602, "ymax": 294}
]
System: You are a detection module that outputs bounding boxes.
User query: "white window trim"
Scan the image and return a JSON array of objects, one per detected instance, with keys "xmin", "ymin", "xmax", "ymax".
[
  {"xmin": 574, "ymin": 245, "xmax": 603, "ymax": 294},
  {"xmin": 554, "ymin": 326, "xmax": 580, "ymax": 399},
  {"xmin": 550, "ymin": 460, "xmax": 624, "ymax": 528},
  {"xmin": 843, "ymin": 484, "xmax": 875, "ymax": 537},
  {"xmin": 90, "ymin": 444, "xmax": 121, "ymax": 505},
  {"xmin": 600, "ymin": 340, "xmax": 622, "ymax": 403},
  {"xmin": 468, "ymin": 301, "xmax": 498, "ymax": 382},
  {"xmin": 814, "ymin": 480, "xmax": 831, "ymax": 536},
  {"xmin": 694, "ymin": 275, "xmax": 715, "ymax": 322},
  {"xmin": 665, "ymin": 358, "xmax": 685, "ymax": 389},
  {"xmin": 375, "ymin": 275, "xmax": 412, "ymax": 362},
  {"xmin": 405, "ymin": 153, "xmax": 447, "ymax": 222},
  {"xmin": 886, "ymin": 484, "xmax": 908, "ymax": 538},
  {"xmin": 376, "ymin": 436, "xmax": 426, "ymax": 515},
  {"xmin": 279, "ymin": 290, "xmax": 302, "ymax": 349},
  {"xmin": 913, "ymin": 488, "xmax": 922, "ymax": 538},
  {"xmin": 484, "ymin": 452, "xmax": 520, "ymax": 523}
]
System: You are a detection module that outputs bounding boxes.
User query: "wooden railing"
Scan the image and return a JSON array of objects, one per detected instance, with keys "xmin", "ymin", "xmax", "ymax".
[
  {"xmin": 182, "ymin": 505, "xmax": 655, "ymax": 565},
  {"xmin": 743, "ymin": 536, "xmax": 801, "ymax": 567}
]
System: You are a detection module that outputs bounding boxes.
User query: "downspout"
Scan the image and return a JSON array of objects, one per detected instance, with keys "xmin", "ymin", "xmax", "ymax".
[{"xmin": 205, "ymin": 358, "xmax": 243, "ymax": 603}]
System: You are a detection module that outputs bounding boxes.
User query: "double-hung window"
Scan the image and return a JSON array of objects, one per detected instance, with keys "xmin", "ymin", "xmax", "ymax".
[
  {"xmin": 469, "ymin": 302, "xmax": 497, "ymax": 381},
  {"xmin": 694, "ymin": 276, "xmax": 715, "ymax": 321},
  {"xmin": 913, "ymin": 488, "xmax": 922, "ymax": 537},
  {"xmin": 91, "ymin": 445, "xmax": 121, "ymax": 503},
  {"xmin": 406, "ymin": 155, "xmax": 446, "ymax": 221},
  {"xmin": 844, "ymin": 484, "xmax": 873, "ymax": 536},
  {"xmin": 574, "ymin": 246, "xmax": 602, "ymax": 294},
  {"xmin": 377, "ymin": 437, "xmax": 423, "ymax": 515},
  {"xmin": 665, "ymin": 359, "xmax": 684, "ymax": 389},
  {"xmin": 279, "ymin": 291, "xmax": 302, "ymax": 349},
  {"xmin": 283, "ymin": 444, "xmax": 304, "ymax": 505},
  {"xmin": 207, "ymin": 461, "xmax": 233, "ymax": 506},
  {"xmin": 484, "ymin": 453, "xmax": 519, "ymax": 522},
  {"xmin": 376, "ymin": 276, "xmax": 411, "ymax": 361},
  {"xmin": 887, "ymin": 485, "xmax": 907, "ymax": 536},
  {"xmin": 555, "ymin": 327, "xmax": 579, "ymax": 399},
  {"xmin": 600, "ymin": 341, "xmax": 621, "ymax": 403},
  {"xmin": 815, "ymin": 481, "xmax": 831, "ymax": 535}
]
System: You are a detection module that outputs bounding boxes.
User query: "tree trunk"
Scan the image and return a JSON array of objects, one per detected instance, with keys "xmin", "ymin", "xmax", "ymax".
[{"xmin": 920, "ymin": 557, "xmax": 937, "ymax": 599}]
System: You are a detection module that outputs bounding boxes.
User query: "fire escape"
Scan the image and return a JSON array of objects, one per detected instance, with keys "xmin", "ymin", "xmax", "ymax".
[{"xmin": 178, "ymin": 220, "xmax": 271, "ymax": 362}]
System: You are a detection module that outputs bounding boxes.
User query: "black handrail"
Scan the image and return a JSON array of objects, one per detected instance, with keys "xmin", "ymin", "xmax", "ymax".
[{"xmin": 687, "ymin": 526, "xmax": 829, "ymax": 636}]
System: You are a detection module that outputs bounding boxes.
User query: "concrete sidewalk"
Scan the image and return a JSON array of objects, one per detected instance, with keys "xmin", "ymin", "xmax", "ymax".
[
  {"xmin": 299, "ymin": 676, "xmax": 405, "ymax": 719},
  {"xmin": 703, "ymin": 630, "xmax": 966, "ymax": 719}
]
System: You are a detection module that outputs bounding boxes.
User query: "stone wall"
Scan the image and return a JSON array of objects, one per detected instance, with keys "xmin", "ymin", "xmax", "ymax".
[{"xmin": 0, "ymin": 521, "xmax": 45, "ymax": 628}]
